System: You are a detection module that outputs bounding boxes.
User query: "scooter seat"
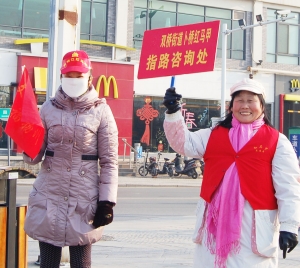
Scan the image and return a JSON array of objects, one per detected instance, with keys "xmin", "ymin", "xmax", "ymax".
[
  {"xmin": 184, "ymin": 159, "xmax": 196, "ymax": 164},
  {"xmin": 164, "ymin": 158, "xmax": 170, "ymax": 161}
]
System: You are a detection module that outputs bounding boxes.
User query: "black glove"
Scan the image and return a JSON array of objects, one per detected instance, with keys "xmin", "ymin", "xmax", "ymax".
[
  {"xmin": 162, "ymin": 87, "xmax": 182, "ymax": 114},
  {"xmin": 92, "ymin": 201, "xmax": 115, "ymax": 228},
  {"xmin": 279, "ymin": 231, "xmax": 298, "ymax": 259}
]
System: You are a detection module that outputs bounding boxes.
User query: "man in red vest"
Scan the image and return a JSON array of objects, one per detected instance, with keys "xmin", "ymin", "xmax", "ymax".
[{"xmin": 163, "ymin": 78, "xmax": 300, "ymax": 268}]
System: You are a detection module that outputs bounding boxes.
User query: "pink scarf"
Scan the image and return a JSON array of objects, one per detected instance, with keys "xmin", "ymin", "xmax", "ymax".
[{"xmin": 205, "ymin": 114, "xmax": 265, "ymax": 268}]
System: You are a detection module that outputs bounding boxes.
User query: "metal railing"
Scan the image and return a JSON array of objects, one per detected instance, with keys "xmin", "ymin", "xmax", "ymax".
[{"xmin": 121, "ymin": 138, "xmax": 138, "ymax": 169}]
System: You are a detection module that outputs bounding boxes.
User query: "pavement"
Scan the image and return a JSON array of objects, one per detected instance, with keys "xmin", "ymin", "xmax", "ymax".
[{"xmin": 18, "ymin": 175, "xmax": 300, "ymax": 268}]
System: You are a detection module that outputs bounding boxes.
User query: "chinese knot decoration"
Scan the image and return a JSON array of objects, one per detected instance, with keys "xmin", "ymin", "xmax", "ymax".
[{"xmin": 136, "ymin": 97, "xmax": 159, "ymax": 146}]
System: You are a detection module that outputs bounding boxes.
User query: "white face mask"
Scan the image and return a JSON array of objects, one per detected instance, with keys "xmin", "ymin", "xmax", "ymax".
[{"xmin": 61, "ymin": 77, "xmax": 89, "ymax": 98}]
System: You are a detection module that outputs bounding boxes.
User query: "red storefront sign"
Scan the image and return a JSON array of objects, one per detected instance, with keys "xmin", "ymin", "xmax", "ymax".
[
  {"xmin": 138, "ymin": 20, "xmax": 220, "ymax": 79},
  {"xmin": 16, "ymin": 55, "xmax": 135, "ymax": 156}
]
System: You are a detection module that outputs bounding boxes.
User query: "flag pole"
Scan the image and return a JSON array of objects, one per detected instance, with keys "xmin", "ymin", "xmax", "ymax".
[
  {"xmin": 7, "ymin": 137, "xmax": 10, "ymax": 166},
  {"xmin": 6, "ymin": 66, "xmax": 25, "ymax": 166},
  {"xmin": 170, "ymin": 76, "xmax": 175, "ymax": 87}
]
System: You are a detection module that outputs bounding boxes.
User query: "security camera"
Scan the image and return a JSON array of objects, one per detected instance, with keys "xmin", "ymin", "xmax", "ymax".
[{"xmin": 274, "ymin": 10, "xmax": 291, "ymax": 17}]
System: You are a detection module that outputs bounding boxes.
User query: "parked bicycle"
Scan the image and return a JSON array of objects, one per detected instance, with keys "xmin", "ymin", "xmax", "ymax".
[{"xmin": 138, "ymin": 149, "xmax": 157, "ymax": 176}]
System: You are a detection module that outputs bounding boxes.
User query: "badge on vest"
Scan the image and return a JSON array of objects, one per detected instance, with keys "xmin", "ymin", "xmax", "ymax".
[{"xmin": 254, "ymin": 145, "xmax": 268, "ymax": 153}]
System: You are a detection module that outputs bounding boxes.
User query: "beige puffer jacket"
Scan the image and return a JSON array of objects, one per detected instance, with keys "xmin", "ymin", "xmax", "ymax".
[{"xmin": 23, "ymin": 86, "xmax": 118, "ymax": 247}]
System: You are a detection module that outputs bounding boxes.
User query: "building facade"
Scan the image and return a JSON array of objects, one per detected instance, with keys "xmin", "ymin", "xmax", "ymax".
[{"xmin": 0, "ymin": 0, "xmax": 299, "ymax": 156}]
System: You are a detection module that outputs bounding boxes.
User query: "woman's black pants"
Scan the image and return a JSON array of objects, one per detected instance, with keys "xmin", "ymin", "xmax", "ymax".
[{"xmin": 39, "ymin": 241, "xmax": 92, "ymax": 268}]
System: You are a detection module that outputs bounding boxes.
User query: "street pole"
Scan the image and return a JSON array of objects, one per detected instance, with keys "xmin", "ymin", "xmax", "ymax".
[
  {"xmin": 45, "ymin": 0, "xmax": 82, "ymax": 265},
  {"xmin": 221, "ymin": 23, "xmax": 227, "ymax": 118},
  {"xmin": 46, "ymin": 0, "xmax": 59, "ymax": 101},
  {"xmin": 220, "ymin": 15, "xmax": 296, "ymax": 118}
]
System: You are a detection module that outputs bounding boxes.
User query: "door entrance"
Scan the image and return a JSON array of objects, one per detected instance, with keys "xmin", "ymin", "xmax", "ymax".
[
  {"xmin": 283, "ymin": 100, "xmax": 300, "ymax": 137},
  {"xmin": 0, "ymin": 85, "xmax": 15, "ymax": 154}
]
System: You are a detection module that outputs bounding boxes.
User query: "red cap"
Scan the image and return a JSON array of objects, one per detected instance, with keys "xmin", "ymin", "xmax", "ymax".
[{"xmin": 60, "ymin": 50, "xmax": 91, "ymax": 74}]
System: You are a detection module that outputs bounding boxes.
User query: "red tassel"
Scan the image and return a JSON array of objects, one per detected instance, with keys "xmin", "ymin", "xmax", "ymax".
[{"xmin": 140, "ymin": 124, "xmax": 150, "ymax": 145}]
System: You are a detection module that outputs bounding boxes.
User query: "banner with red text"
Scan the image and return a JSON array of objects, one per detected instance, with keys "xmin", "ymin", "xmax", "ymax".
[{"xmin": 138, "ymin": 20, "xmax": 220, "ymax": 79}]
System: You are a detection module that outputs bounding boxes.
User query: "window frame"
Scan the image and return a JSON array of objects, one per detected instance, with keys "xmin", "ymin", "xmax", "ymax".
[
  {"xmin": 133, "ymin": 1, "xmax": 246, "ymax": 60},
  {"xmin": 267, "ymin": 9, "xmax": 300, "ymax": 65},
  {"xmin": 0, "ymin": 0, "xmax": 108, "ymax": 42},
  {"xmin": 81, "ymin": 0, "xmax": 108, "ymax": 42}
]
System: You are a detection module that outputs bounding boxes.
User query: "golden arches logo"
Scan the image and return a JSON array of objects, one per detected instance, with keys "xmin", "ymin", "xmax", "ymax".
[
  {"xmin": 290, "ymin": 79, "xmax": 300, "ymax": 93},
  {"xmin": 95, "ymin": 75, "xmax": 118, "ymax": 99},
  {"xmin": 291, "ymin": 79, "xmax": 300, "ymax": 89}
]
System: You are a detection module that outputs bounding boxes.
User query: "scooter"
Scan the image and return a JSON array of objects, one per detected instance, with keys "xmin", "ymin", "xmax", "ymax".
[
  {"xmin": 199, "ymin": 159, "xmax": 205, "ymax": 175},
  {"xmin": 150, "ymin": 152, "xmax": 162, "ymax": 177},
  {"xmin": 172, "ymin": 154, "xmax": 198, "ymax": 179},
  {"xmin": 151, "ymin": 155, "xmax": 175, "ymax": 178}
]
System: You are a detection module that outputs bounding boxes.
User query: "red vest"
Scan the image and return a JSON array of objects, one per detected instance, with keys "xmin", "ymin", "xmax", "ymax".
[{"xmin": 201, "ymin": 125, "xmax": 279, "ymax": 210}]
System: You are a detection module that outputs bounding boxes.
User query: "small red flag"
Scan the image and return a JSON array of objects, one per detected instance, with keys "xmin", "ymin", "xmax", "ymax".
[{"xmin": 5, "ymin": 67, "xmax": 45, "ymax": 159}]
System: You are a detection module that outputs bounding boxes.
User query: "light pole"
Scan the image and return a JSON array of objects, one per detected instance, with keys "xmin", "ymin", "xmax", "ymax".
[
  {"xmin": 220, "ymin": 11, "xmax": 296, "ymax": 117},
  {"xmin": 139, "ymin": 10, "xmax": 157, "ymax": 30}
]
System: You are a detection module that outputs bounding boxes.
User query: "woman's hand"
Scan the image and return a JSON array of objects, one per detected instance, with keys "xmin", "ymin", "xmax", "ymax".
[
  {"xmin": 163, "ymin": 87, "xmax": 182, "ymax": 114},
  {"xmin": 279, "ymin": 231, "xmax": 298, "ymax": 259},
  {"xmin": 92, "ymin": 201, "xmax": 115, "ymax": 228}
]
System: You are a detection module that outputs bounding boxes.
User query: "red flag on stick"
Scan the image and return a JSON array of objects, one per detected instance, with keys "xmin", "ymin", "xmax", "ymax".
[{"xmin": 5, "ymin": 67, "xmax": 45, "ymax": 159}]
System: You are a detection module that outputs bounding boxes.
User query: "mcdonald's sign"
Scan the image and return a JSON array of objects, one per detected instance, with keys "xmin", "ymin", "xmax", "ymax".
[
  {"xmin": 290, "ymin": 79, "xmax": 300, "ymax": 93},
  {"xmin": 95, "ymin": 75, "xmax": 119, "ymax": 98}
]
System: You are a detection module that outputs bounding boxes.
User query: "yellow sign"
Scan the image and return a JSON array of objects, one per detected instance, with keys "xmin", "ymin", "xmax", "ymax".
[
  {"xmin": 290, "ymin": 79, "xmax": 300, "ymax": 92},
  {"xmin": 95, "ymin": 75, "xmax": 118, "ymax": 99}
]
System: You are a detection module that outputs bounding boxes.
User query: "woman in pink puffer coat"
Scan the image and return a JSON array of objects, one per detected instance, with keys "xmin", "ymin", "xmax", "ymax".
[{"xmin": 23, "ymin": 50, "xmax": 118, "ymax": 268}]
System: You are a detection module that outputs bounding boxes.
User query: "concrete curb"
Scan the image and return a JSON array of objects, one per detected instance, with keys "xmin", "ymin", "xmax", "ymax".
[{"xmin": 17, "ymin": 176, "xmax": 203, "ymax": 188}]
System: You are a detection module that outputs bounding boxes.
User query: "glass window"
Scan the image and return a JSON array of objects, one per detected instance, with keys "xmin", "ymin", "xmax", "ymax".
[
  {"xmin": 133, "ymin": 7, "xmax": 147, "ymax": 49},
  {"xmin": 277, "ymin": 55, "xmax": 298, "ymax": 65},
  {"xmin": 267, "ymin": 9, "xmax": 277, "ymax": 20},
  {"xmin": 267, "ymin": 23, "xmax": 276, "ymax": 54},
  {"xmin": 90, "ymin": 2, "xmax": 107, "ymax": 40},
  {"xmin": 0, "ymin": 0, "xmax": 22, "ymax": 31},
  {"xmin": 231, "ymin": 20, "xmax": 244, "ymax": 60},
  {"xmin": 149, "ymin": 1, "xmax": 176, "ymax": 12},
  {"xmin": 81, "ymin": 0, "xmax": 107, "ymax": 41},
  {"xmin": 278, "ymin": 24, "xmax": 288, "ymax": 54},
  {"xmin": 289, "ymin": 25, "xmax": 298, "ymax": 54},
  {"xmin": 133, "ymin": 2, "xmax": 245, "ymax": 60},
  {"xmin": 178, "ymin": 4, "xmax": 204, "ymax": 16},
  {"xmin": 206, "ymin": 7, "xmax": 231, "ymax": 19},
  {"xmin": 0, "ymin": 0, "xmax": 22, "ymax": 35},
  {"xmin": 177, "ymin": 14, "xmax": 204, "ymax": 26},
  {"xmin": 148, "ymin": 10, "xmax": 176, "ymax": 30},
  {"xmin": 211, "ymin": 18, "xmax": 231, "ymax": 58},
  {"xmin": 178, "ymin": 4, "xmax": 204, "ymax": 26},
  {"xmin": 81, "ymin": 2, "xmax": 91, "ymax": 35},
  {"xmin": 23, "ymin": 0, "xmax": 49, "ymax": 32},
  {"xmin": 267, "ymin": 9, "xmax": 300, "ymax": 65},
  {"xmin": 0, "ymin": 0, "xmax": 108, "ymax": 41}
]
